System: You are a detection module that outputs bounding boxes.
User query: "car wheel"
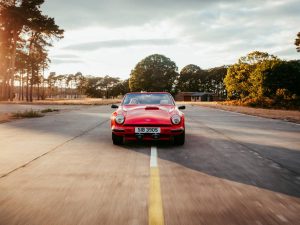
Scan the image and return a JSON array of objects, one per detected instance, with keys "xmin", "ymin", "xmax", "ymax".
[
  {"xmin": 112, "ymin": 133, "xmax": 123, "ymax": 145},
  {"xmin": 174, "ymin": 131, "xmax": 185, "ymax": 145}
]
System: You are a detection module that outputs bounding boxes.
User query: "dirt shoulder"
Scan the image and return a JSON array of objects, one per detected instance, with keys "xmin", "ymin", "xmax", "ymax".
[
  {"xmin": 0, "ymin": 98, "xmax": 121, "ymax": 123},
  {"xmin": 180, "ymin": 102, "xmax": 300, "ymax": 124},
  {"xmin": 0, "ymin": 113, "xmax": 14, "ymax": 123}
]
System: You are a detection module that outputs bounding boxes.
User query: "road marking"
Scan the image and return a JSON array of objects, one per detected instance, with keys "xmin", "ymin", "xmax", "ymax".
[
  {"xmin": 149, "ymin": 146, "xmax": 164, "ymax": 225},
  {"xmin": 150, "ymin": 146, "xmax": 158, "ymax": 167}
]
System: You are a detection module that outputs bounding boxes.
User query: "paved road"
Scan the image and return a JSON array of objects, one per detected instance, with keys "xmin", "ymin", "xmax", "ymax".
[{"xmin": 0, "ymin": 105, "xmax": 299, "ymax": 225}]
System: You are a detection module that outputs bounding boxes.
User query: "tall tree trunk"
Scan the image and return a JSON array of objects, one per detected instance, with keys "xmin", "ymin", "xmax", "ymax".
[
  {"xmin": 36, "ymin": 69, "xmax": 40, "ymax": 100},
  {"xmin": 21, "ymin": 70, "xmax": 24, "ymax": 101},
  {"xmin": 28, "ymin": 36, "xmax": 34, "ymax": 102},
  {"xmin": 60, "ymin": 82, "xmax": 63, "ymax": 98},
  {"xmin": 42, "ymin": 80, "xmax": 45, "ymax": 100},
  {"xmin": 18, "ymin": 74, "xmax": 21, "ymax": 101},
  {"xmin": 30, "ymin": 68, "xmax": 33, "ymax": 102},
  {"xmin": 26, "ymin": 66, "xmax": 29, "ymax": 101},
  {"xmin": 2, "ymin": 81, "xmax": 9, "ymax": 101},
  {"xmin": 0, "ymin": 78, "xmax": 8, "ymax": 100},
  {"xmin": 37, "ymin": 81, "xmax": 40, "ymax": 100},
  {"xmin": 9, "ymin": 29, "xmax": 18, "ymax": 101},
  {"xmin": 71, "ymin": 81, "xmax": 74, "ymax": 99},
  {"xmin": 42, "ymin": 63, "xmax": 45, "ymax": 100},
  {"xmin": 0, "ymin": 58, "xmax": 9, "ymax": 100}
]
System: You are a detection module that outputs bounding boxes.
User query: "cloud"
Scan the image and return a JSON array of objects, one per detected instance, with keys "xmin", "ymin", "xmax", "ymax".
[
  {"xmin": 42, "ymin": 0, "xmax": 247, "ymax": 29},
  {"xmin": 43, "ymin": 0, "xmax": 300, "ymax": 77},
  {"xmin": 43, "ymin": 0, "xmax": 300, "ymax": 30},
  {"xmin": 168, "ymin": 0, "xmax": 300, "ymax": 61},
  {"xmin": 63, "ymin": 38, "xmax": 178, "ymax": 51},
  {"xmin": 51, "ymin": 59, "xmax": 84, "ymax": 64},
  {"xmin": 51, "ymin": 53, "xmax": 79, "ymax": 59}
]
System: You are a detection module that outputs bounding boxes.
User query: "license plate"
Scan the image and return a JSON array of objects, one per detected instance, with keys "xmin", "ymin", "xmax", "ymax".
[{"xmin": 135, "ymin": 127, "xmax": 160, "ymax": 133}]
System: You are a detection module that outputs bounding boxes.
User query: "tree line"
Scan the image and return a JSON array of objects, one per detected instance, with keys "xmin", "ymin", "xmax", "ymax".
[
  {"xmin": 224, "ymin": 51, "xmax": 300, "ymax": 108},
  {"xmin": 8, "ymin": 71, "xmax": 130, "ymax": 100},
  {"xmin": 73, "ymin": 60, "xmax": 227, "ymax": 99},
  {"xmin": 129, "ymin": 52, "xmax": 299, "ymax": 107},
  {"xmin": 0, "ymin": 0, "xmax": 64, "ymax": 101},
  {"xmin": 129, "ymin": 54, "xmax": 228, "ymax": 99}
]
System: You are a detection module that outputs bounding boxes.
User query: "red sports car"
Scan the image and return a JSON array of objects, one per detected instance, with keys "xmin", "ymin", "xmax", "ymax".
[{"xmin": 111, "ymin": 92, "xmax": 185, "ymax": 145}]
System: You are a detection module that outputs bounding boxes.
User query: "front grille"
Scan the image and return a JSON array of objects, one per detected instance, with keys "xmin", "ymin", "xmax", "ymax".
[{"xmin": 123, "ymin": 124, "xmax": 171, "ymax": 127}]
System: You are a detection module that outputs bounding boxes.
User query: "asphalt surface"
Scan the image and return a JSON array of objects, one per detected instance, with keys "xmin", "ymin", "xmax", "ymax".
[{"xmin": 0, "ymin": 105, "xmax": 299, "ymax": 225}]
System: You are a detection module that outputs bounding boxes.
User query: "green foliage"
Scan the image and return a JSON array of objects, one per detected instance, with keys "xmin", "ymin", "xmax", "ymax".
[
  {"xmin": 264, "ymin": 60, "xmax": 300, "ymax": 98},
  {"xmin": 82, "ymin": 75, "xmax": 126, "ymax": 98},
  {"xmin": 12, "ymin": 109, "xmax": 44, "ymax": 118},
  {"xmin": 83, "ymin": 77, "xmax": 103, "ymax": 98},
  {"xmin": 41, "ymin": 108, "xmax": 59, "ymax": 113},
  {"xmin": 205, "ymin": 66, "xmax": 228, "ymax": 98},
  {"xmin": 224, "ymin": 63, "xmax": 252, "ymax": 99},
  {"xmin": 224, "ymin": 51, "xmax": 280, "ymax": 99},
  {"xmin": 129, "ymin": 54, "xmax": 178, "ymax": 93},
  {"xmin": 110, "ymin": 79, "xmax": 130, "ymax": 97},
  {"xmin": 238, "ymin": 51, "xmax": 278, "ymax": 65},
  {"xmin": 224, "ymin": 51, "xmax": 300, "ymax": 108},
  {"xmin": 129, "ymin": 55, "xmax": 228, "ymax": 98},
  {"xmin": 176, "ymin": 64, "xmax": 227, "ymax": 98},
  {"xmin": 248, "ymin": 59, "xmax": 279, "ymax": 98},
  {"xmin": 45, "ymin": 72, "xmax": 128, "ymax": 99},
  {"xmin": 177, "ymin": 64, "xmax": 205, "ymax": 92}
]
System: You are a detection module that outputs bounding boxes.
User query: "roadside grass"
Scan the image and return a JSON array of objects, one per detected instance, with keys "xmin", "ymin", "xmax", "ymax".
[
  {"xmin": 1, "ymin": 108, "xmax": 60, "ymax": 123},
  {"xmin": 12, "ymin": 109, "xmax": 44, "ymax": 118},
  {"xmin": 12, "ymin": 108, "xmax": 60, "ymax": 118},
  {"xmin": 0, "ymin": 98, "xmax": 119, "ymax": 123},
  {"xmin": 41, "ymin": 108, "xmax": 59, "ymax": 113},
  {"xmin": 219, "ymin": 99, "xmax": 300, "ymax": 110}
]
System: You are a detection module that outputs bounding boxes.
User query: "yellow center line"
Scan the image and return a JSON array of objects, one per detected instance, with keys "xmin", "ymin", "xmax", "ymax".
[{"xmin": 149, "ymin": 146, "xmax": 165, "ymax": 225}]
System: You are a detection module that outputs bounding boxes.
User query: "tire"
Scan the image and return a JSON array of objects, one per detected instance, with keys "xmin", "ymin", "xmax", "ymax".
[
  {"xmin": 112, "ymin": 133, "xmax": 123, "ymax": 145},
  {"xmin": 174, "ymin": 131, "xmax": 185, "ymax": 145}
]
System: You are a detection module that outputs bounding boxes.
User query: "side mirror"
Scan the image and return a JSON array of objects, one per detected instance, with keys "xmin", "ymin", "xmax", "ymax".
[
  {"xmin": 178, "ymin": 105, "xmax": 185, "ymax": 110},
  {"xmin": 111, "ymin": 104, "xmax": 119, "ymax": 109}
]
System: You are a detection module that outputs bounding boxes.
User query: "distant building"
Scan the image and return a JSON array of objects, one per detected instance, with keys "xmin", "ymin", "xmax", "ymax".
[{"xmin": 175, "ymin": 92, "xmax": 215, "ymax": 102}]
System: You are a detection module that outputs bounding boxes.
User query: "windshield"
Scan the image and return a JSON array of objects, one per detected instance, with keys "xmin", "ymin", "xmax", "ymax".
[{"xmin": 122, "ymin": 93, "xmax": 174, "ymax": 105}]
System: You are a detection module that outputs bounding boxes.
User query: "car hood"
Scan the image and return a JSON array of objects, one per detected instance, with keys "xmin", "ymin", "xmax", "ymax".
[{"xmin": 122, "ymin": 105, "xmax": 175, "ymax": 125}]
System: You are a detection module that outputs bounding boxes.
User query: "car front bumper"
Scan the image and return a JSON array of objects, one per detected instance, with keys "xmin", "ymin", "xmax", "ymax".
[{"xmin": 112, "ymin": 125, "xmax": 184, "ymax": 141}]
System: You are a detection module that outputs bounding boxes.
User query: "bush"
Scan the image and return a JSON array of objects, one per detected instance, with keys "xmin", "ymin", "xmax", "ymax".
[
  {"xmin": 12, "ymin": 110, "xmax": 44, "ymax": 118},
  {"xmin": 221, "ymin": 96, "xmax": 300, "ymax": 110},
  {"xmin": 242, "ymin": 97, "xmax": 274, "ymax": 108},
  {"xmin": 41, "ymin": 108, "xmax": 59, "ymax": 113}
]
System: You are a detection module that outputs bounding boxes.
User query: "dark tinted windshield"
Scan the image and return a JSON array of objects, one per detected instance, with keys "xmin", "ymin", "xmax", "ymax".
[{"xmin": 123, "ymin": 93, "xmax": 174, "ymax": 105}]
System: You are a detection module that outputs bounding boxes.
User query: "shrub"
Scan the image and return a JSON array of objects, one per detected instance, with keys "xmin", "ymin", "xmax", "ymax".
[
  {"xmin": 12, "ymin": 110, "xmax": 44, "ymax": 118},
  {"xmin": 41, "ymin": 108, "xmax": 59, "ymax": 113}
]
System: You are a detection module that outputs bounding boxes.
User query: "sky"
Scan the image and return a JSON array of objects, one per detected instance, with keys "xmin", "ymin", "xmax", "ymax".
[{"xmin": 42, "ymin": 0, "xmax": 300, "ymax": 79}]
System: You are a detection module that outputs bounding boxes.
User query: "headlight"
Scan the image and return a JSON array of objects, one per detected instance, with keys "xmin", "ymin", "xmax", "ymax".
[
  {"xmin": 171, "ymin": 115, "xmax": 181, "ymax": 124},
  {"xmin": 115, "ymin": 115, "xmax": 125, "ymax": 124}
]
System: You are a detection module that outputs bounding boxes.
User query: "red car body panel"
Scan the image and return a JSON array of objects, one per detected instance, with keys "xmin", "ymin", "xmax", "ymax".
[{"xmin": 111, "ymin": 92, "xmax": 185, "ymax": 142}]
